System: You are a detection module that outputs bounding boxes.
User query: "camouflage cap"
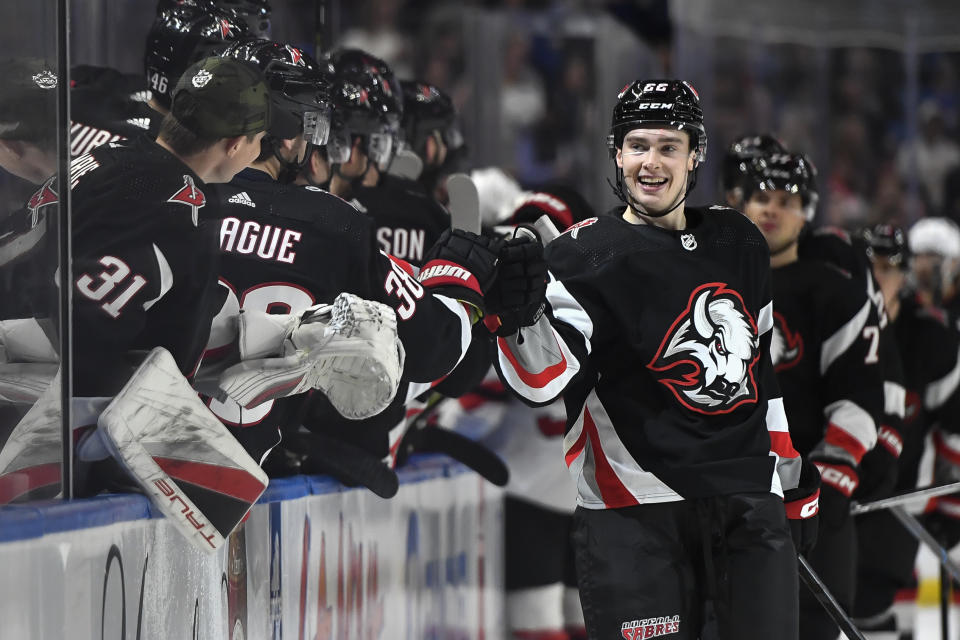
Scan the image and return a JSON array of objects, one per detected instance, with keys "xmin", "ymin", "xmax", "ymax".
[{"xmin": 170, "ymin": 56, "xmax": 274, "ymax": 138}]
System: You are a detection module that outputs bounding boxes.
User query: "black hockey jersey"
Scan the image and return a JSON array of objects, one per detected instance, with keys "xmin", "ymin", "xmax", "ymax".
[
  {"xmin": 350, "ymin": 175, "xmax": 450, "ymax": 266},
  {"xmin": 893, "ymin": 296, "xmax": 960, "ymax": 492},
  {"xmin": 70, "ymin": 65, "xmax": 161, "ymax": 158},
  {"xmin": 203, "ymin": 169, "xmax": 472, "ymax": 454},
  {"xmin": 495, "ymin": 206, "xmax": 800, "ymax": 506},
  {"xmin": 768, "ymin": 259, "xmax": 883, "ymax": 467},
  {"xmin": 71, "ymin": 135, "xmax": 222, "ymax": 397}
]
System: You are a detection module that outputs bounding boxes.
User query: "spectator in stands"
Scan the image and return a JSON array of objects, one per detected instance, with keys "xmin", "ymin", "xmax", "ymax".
[{"xmin": 897, "ymin": 100, "xmax": 960, "ymax": 214}]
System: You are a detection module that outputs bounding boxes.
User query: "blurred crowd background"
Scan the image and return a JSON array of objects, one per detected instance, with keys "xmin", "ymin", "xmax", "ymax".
[{"xmin": 9, "ymin": 0, "xmax": 960, "ymax": 228}]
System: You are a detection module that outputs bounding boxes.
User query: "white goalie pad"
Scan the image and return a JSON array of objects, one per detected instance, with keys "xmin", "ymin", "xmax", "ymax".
[
  {"xmin": 0, "ymin": 318, "xmax": 58, "ymax": 363},
  {"xmin": 218, "ymin": 292, "xmax": 405, "ymax": 420},
  {"xmin": 97, "ymin": 347, "xmax": 268, "ymax": 554}
]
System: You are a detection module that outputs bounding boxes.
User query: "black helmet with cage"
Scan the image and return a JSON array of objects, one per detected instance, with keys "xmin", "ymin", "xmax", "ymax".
[
  {"xmin": 324, "ymin": 48, "xmax": 403, "ymax": 172},
  {"xmin": 219, "ymin": 38, "xmax": 333, "ymax": 182},
  {"xmin": 144, "ymin": 5, "xmax": 249, "ymax": 110},
  {"xmin": 740, "ymin": 151, "xmax": 819, "ymax": 222},
  {"xmin": 720, "ymin": 133, "xmax": 788, "ymax": 199},
  {"xmin": 400, "ymin": 80, "xmax": 463, "ymax": 160},
  {"xmin": 862, "ymin": 223, "xmax": 908, "ymax": 270},
  {"xmin": 607, "ymin": 79, "xmax": 706, "ymax": 216}
]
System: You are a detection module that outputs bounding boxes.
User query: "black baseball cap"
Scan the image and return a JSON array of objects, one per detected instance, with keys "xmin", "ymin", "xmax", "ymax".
[{"xmin": 170, "ymin": 56, "xmax": 275, "ymax": 138}]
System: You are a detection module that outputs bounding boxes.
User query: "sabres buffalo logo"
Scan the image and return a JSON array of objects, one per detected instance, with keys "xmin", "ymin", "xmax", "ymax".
[
  {"xmin": 648, "ymin": 283, "xmax": 760, "ymax": 414},
  {"xmin": 770, "ymin": 311, "xmax": 803, "ymax": 371}
]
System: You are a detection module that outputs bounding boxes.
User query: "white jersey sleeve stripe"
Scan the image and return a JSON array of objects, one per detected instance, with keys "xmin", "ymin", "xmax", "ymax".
[
  {"xmin": 432, "ymin": 293, "xmax": 473, "ymax": 368},
  {"xmin": 824, "ymin": 398, "xmax": 878, "ymax": 453},
  {"xmin": 820, "ymin": 298, "xmax": 872, "ymax": 374},
  {"xmin": 765, "ymin": 397, "xmax": 789, "ymax": 432},
  {"xmin": 142, "ymin": 243, "xmax": 174, "ymax": 311},
  {"xmin": 546, "ymin": 276, "xmax": 594, "ymax": 354},
  {"xmin": 496, "ymin": 315, "xmax": 581, "ymax": 404},
  {"xmin": 758, "ymin": 301, "xmax": 774, "ymax": 336},
  {"xmin": 884, "ymin": 380, "xmax": 907, "ymax": 418},
  {"xmin": 925, "ymin": 346, "xmax": 960, "ymax": 411}
]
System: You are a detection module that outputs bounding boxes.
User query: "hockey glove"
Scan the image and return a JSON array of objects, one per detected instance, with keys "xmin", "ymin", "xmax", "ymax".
[
  {"xmin": 219, "ymin": 293, "xmax": 404, "ymax": 420},
  {"xmin": 853, "ymin": 427, "xmax": 902, "ymax": 502},
  {"xmin": 784, "ymin": 456, "xmax": 821, "ymax": 556},
  {"xmin": 484, "ymin": 234, "xmax": 548, "ymax": 336},
  {"xmin": 418, "ymin": 229, "xmax": 502, "ymax": 312},
  {"xmin": 812, "ymin": 458, "xmax": 859, "ymax": 529}
]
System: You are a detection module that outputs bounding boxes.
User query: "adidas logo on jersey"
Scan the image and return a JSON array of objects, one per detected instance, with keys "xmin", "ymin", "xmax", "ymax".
[{"xmin": 228, "ymin": 191, "xmax": 256, "ymax": 208}]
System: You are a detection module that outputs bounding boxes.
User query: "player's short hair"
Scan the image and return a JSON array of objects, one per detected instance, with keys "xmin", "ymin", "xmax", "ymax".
[{"xmin": 158, "ymin": 112, "xmax": 256, "ymax": 157}]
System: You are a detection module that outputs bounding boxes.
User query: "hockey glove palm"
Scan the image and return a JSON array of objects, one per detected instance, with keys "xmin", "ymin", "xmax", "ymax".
[
  {"xmin": 484, "ymin": 235, "xmax": 548, "ymax": 336},
  {"xmin": 853, "ymin": 426, "xmax": 902, "ymax": 502},
  {"xmin": 812, "ymin": 458, "xmax": 858, "ymax": 529},
  {"xmin": 784, "ymin": 456, "xmax": 821, "ymax": 556},
  {"xmin": 418, "ymin": 229, "xmax": 502, "ymax": 312}
]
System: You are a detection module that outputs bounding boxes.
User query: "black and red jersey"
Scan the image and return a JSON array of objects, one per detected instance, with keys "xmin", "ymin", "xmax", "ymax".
[
  {"xmin": 495, "ymin": 206, "xmax": 799, "ymax": 506},
  {"xmin": 70, "ymin": 65, "xmax": 161, "ymax": 157},
  {"xmin": 769, "ymin": 259, "xmax": 883, "ymax": 467},
  {"xmin": 203, "ymin": 169, "xmax": 471, "ymax": 457},
  {"xmin": 71, "ymin": 135, "xmax": 222, "ymax": 397},
  {"xmin": 349, "ymin": 175, "xmax": 450, "ymax": 267}
]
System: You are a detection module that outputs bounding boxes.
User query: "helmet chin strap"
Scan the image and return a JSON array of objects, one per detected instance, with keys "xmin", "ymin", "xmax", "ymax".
[
  {"xmin": 608, "ymin": 165, "xmax": 698, "ymax": 219},
  {"xmin": 270, "ymin": 136, "xmax": 310, "ymax": 185}
]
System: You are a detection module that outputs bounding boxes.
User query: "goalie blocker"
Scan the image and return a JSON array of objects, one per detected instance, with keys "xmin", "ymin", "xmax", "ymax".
[{"xmin": 98, "ymin": 347, "xmax": 268, "ymax": 553}]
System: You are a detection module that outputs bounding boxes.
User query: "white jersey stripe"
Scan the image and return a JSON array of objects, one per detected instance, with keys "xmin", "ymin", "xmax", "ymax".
[
  {"xmin": 757, "ymin": 301, "xmax": 774, "ymax": 336},
  {"xmin": 573, "ymin": 390, "xmax": 680, "ymax": 510},
  {"xmin": 820, "ymin": 298, "xmax": 872, "ymax": 374},
  {"xmin": 142, "ymin": 243, "xmax": 174, "ymax": 311},
  {"xmin": 497, "ymin": 318, "xmax": 581, "ymax": 404},
  {"xmin": 766, "ymin": 397, "xmax": 789, "ymax": 432},
  {"xmin": 824, "ymin": 398, "xmax": 878, "ymax": 452},
  {"xmin": 547, "ymin": 275, "xmax": 594, "ymax": 354},
  {"xmin": 925, "ymin": 346, "xmax": 960, "ymax": 411},
  {"xmin": 433, "ymin": 294, "xmax": 473, "ymax": 368},
  {"xmin": 884, "ymin": 380, "xmax": 907, "ymax": 418}
]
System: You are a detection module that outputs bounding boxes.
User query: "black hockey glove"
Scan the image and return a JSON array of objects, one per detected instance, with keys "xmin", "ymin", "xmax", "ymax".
[
  {"xmin": 484, "ymin": 235, "xmax": 548, "ymax": 336},
  {"xmin": 784, "ymin": 456, "xmax": 821, "ymax": 556},
  {"xmin": 418, "ymin": 229, "xmax": 503, "ymax": 312},
  {"xmin": 853, "ymin": 432, "xmax": 900, "ymax": 503},
  {"xmin": 811, "ymin": 457, "xmax": 859, "ymax": 530}
]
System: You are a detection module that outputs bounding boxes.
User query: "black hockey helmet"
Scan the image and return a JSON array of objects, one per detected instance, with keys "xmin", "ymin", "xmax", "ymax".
[
  {"xmin": 400, "ymin": 80, "xmax": 464, "ymax": 157},
  {"xmin": 720, "ymin": 133, "xmax": 787, "ymax": 195},
  {"xmin": 155, "ymin": 0, "xmax": 271, "ymax": 37},
  {"xmin": 862, "ymin": 223, "xmax": 908, "ymax": 269},
  {"xmin": 325, "ymin": 48, "xmax": 403, "ymax": 170},
  {"xmin": 219, "ymin": 38, "xmax": 332, "ymax": 144},
  {"xmin": 740, "ymin": 151, "xmax": 819, "ymax": 221},
  {"xmin": 144, "ymin": 6, "xmax": 249, "ymax": 110},
  {"xmin": 607, "ymin": 79, "xmax": 706, "ymax": 166}
]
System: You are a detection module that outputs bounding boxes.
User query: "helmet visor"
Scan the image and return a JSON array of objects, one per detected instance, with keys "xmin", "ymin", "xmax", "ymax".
[
  {"xmin": 303, "ymin": 110, "xmax": 330, "ymax": 146},
  {"xmin": 326, "ymin": 128, "xmax": 352, "ymax": 164},
  {"xmin": 368, "ymin": 131, "xmax": 394, "ymax": 171}
]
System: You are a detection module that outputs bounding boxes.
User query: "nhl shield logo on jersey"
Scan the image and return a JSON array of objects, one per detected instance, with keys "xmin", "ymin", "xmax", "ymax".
[
  {"xmin": 648, "ymin": 282, "xmax": 760, "ymax": 414},
  {"xmin": 167, "ymin": 175, "xmax": 206, "ymax": 226},
  {"xmin": 621, "ymin": 615, "xmax": 681, "ymax": 639},
  {"xmin": 680, "ymin": 233, "xmax": 697, "ymax": 251},
  {"xmin": 771, "ymin": 311, "xmax": 803, "ymax": 371}
]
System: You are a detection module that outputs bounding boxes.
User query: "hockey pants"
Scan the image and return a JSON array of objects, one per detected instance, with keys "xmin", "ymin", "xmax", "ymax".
[{"xmin": 572, "ymin": 492, "xmax": 798, "ymax": 640}]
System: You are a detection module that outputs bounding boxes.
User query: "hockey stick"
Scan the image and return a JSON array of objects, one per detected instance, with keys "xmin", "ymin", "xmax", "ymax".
[
  {"xmin": 798, "ymin": 555, "xmax": 868, "ymax": 640},
  {"xmin": 850, "ymin": 481, "xmax": 960, "ymax": 515},
  {"xmin": 288, "ymin": 430, "xmax": 399, "ymax": 499},
  {"xmin": 888, "ymin": 505, "xmax": 960, "ymax": 583},
  {"xmin": 407, "ymin": 425, "xmax": 509, "ymax": 486},
  {"xmin": 446, "ymin": 173, "xmax": 481, "ymax": 234}
]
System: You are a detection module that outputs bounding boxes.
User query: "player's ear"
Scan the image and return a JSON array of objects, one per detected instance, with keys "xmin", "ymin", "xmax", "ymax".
[
  {"xmin": 615, "ymin": 147, "xmax": 623, "ymax": 169},
  {"xmin": 224, "ymin": 135, "xmax": 247, "ymax": 157},
  {"xmin": 687, "ymin": 150, "xmax": 696, "ymax": 172}
]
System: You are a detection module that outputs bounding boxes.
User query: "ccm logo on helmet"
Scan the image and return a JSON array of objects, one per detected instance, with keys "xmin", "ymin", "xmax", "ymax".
[{"xmin": 636, "ymin": 103, "xmax": 673, "ymax": 110}]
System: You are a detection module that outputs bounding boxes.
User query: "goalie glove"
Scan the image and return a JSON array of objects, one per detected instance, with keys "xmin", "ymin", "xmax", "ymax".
[
  {"xmin": 218, "ymin": 293, "xmax": 405, "ymax": 420},
  {"xmin": 418, "ymin": 229, "xmax": 502, "ymax": 312}
]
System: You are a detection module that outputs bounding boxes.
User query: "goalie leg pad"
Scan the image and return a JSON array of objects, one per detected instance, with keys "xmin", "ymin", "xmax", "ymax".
[{"xmin": 98, "ymin": 347, "xmax": 268, "ymax": 554}]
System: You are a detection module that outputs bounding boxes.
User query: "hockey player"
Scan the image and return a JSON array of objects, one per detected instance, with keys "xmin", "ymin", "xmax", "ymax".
[
  {"xmin": 155, "ymin": 0, "xmax": 272, "ymax": 37},
  {"xmin": 205, "ymin": 39, "xmax": 513, "ymax": 487},
  {"xmin": 63, "ymin": 57, "xmax": 276, "ymax": 547},
  {"xmin": 852, "ymin": 220, "xmax": 960, "ymax": 638},
  {"xmin": 324, "ymin": 50, "xmax": 450, "ymax": 266},
  {"xmin": 731, "ymin": 148, "xmax": 884, "ymax": 639},
  {"xmin": 395, "ymin": 80, "xmax": 467, "ymax": 205},
  {"xmin": 493, "ymin": 79, "xmax": 818, "ymax": 640}
]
